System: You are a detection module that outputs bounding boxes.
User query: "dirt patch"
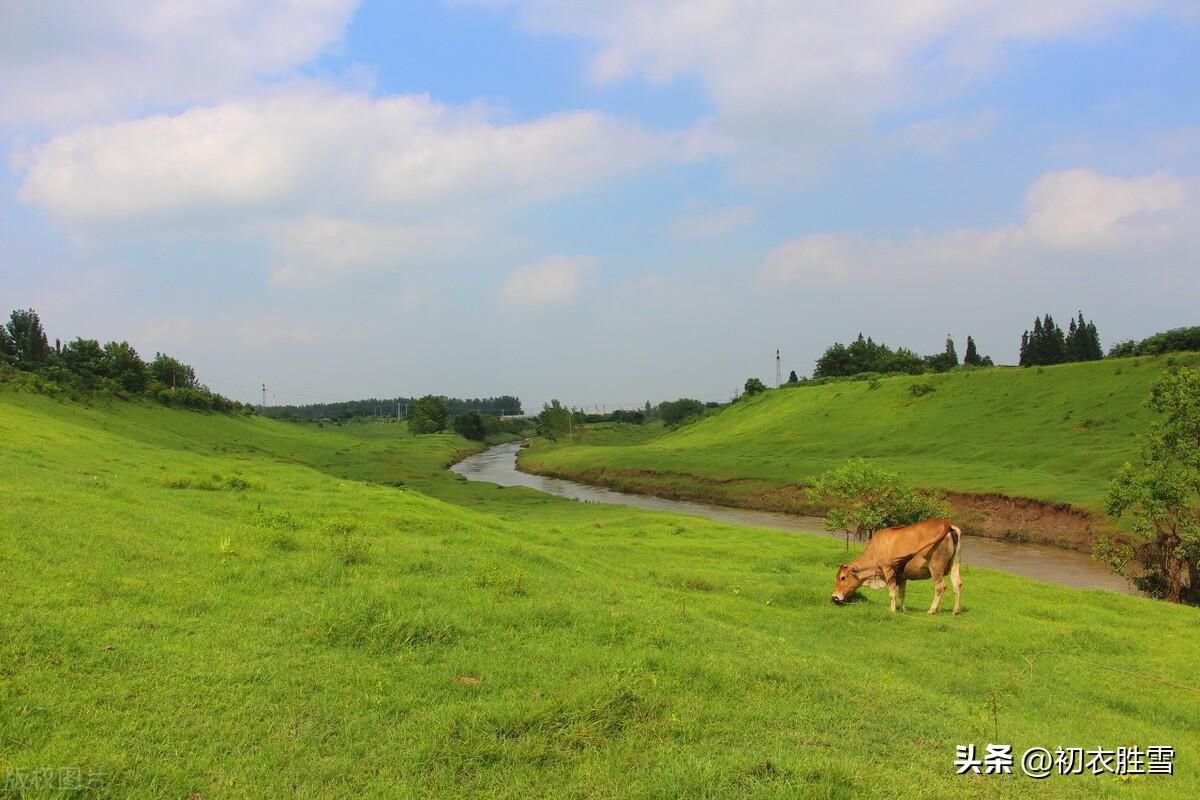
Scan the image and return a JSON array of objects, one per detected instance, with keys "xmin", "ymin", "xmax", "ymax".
[{"xmin": 520, "ymin": 460, "xmax": 1114, "ymax": 553}]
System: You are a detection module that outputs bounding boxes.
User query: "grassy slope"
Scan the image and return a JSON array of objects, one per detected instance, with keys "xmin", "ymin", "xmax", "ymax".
[
  {"xmin": 2, "ymin": 389, "xmax": 1198, "ymax": 799},
  {"xmin": 524, "ymin": 354, "xmax": 1200, "ymax": 514}
]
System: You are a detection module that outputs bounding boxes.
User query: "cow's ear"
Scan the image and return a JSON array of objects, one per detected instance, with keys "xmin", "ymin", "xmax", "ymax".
[{"xmin": 838, "ymin": 563, "xmax": 847, "ymax": 570}]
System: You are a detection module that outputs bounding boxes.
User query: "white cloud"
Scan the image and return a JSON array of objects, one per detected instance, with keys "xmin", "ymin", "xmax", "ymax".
[
  {"xmin": 759, "ymin": 168, "xmax": 1200, "ymax": 285},
  {"xmin": 16, "ymin": 91, "xmax": 669, "ymax": 225},
  {"xmin": 499, "ymin": 255, "xmax": 594, "ymax": 308},
  {"xmin": 264, "ymin": 216, "xmax": 473, "ymax": 288},
  {"xmin": 0, "ymin": 0, "xmax": 357, "ymax": 127},
  {"xmin": 490, "ymin": 0, "xmax": 1174, "ymax": 162},
  {"xmin": 14, "ymin": 90, "xmax": 677, "ymax": 285},
  {"xmin": 1023, "ymin": 169, "xmax": 1195, "ymax": 248}
]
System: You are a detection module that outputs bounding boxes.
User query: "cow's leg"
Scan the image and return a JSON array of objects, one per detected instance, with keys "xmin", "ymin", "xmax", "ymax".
[
  {"xmin": 927, "ymin": 570, "xmax": 947, "ymax": 615},
  {"xmin": 951, "ymin": 559, "xmax": 963, "ymax": 615},
  {"xmin": 887, "ymin": 581, "xmax": 898, "ymax": 613},
  {"xmin": 896, "ymin": 579, "xmax": 907, "ymax": 612}
]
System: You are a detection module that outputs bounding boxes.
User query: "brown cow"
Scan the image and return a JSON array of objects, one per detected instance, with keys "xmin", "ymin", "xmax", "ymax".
[{"xmin": 830, "ymin": 518, "xmax": 963, "ymax": 614}]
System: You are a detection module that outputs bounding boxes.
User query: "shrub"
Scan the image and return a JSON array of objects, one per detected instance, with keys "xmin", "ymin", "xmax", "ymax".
[
  {"xmin": 809, "ymin": 458, "xmax": 949, "ymax": 541},
  {"xmin": 909, "ymin": 382, "xmax": 936, "ymax": 397}
]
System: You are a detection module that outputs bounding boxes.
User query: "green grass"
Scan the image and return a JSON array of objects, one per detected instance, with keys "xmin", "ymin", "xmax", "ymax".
[
  {"xmin": 2, "ymin": 387, "xmax": 1198, "ymax": 798},
  {"xmin": 524, "ymin": 355, "xmax": 1200, "ymax": 516}
]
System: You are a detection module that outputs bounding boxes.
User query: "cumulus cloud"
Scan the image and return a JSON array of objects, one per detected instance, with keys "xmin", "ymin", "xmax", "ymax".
[
  {"xmin": 490, "ymin": 0, "xmax": 1173, "ymax": 162},
  {"xmin": 759, "ymin": 168, "xmax": 1200, "ymax": 285},
  {"xmin": 16, "ymin": 92, "xmax": 669, "ymax": 223},
  {"xmin": 14, "ymin": 90, "xmax": 677, "ymax": 285},
  {"xmin": 499, "ymin": 255, "xmax": 594, "ymax": 308},
  {"xmin": 0, "ymin": 0, "xmax": 357, "ymax": 127}
]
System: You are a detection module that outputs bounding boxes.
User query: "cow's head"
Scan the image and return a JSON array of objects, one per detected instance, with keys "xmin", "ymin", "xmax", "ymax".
[{"xmin": 831, "ymin": 563, "xmax": 865, "ymax": 604}]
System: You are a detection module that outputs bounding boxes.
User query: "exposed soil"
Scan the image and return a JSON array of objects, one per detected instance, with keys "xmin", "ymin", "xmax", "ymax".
[{"xmin": 518, "ymin": 460, "xmax": 1115, "ymax": 553}]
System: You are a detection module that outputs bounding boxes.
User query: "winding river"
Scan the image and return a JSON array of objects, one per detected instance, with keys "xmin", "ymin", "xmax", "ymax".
[{"xmin": 452, "ymin": 441, "xmax": 1136, "ymax": 594}]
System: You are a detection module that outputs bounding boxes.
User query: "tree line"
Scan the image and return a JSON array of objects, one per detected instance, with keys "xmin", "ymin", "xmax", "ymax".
[
  {"xmin": 811, "ymin": 333, "xmax": 991, "ymax": 379},
  {"xmin": 1019, "ymin": 312, "xmax": 1101, "ymax": 366},
  {"xmin": 263, "ymin": 394, "xmax": 523, "ymax": 422},
  {"xmin": 0, "ymin": 308, "xmax": 253, "ymax": 413}
]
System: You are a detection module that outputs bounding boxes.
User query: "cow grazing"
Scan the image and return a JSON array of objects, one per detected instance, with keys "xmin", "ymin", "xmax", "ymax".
[{"xmin": 830, "ymin": 518, "xmax": 963, "ymax": 614}]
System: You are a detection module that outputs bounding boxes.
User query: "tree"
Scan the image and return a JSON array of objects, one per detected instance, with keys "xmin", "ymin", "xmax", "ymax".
[
  {"xmin": 453, "ymin": 410, "xmax": 487, "ymax": 441},
  {"xmin": 1021, "ymin": 314, "xmax": 1068, "ymax": 366},
  {"xmin": 787, "ymin": 369, "xmax": 799, "ymax": 384},
  {"xmin": 150, "ymin": 352, "xmax": 198, "ymax": 390},
  {"xmin": 406, "ymin": 395, "xmax": 449, "ymax": 434},
  {"xmin": 1099, "ymin": 368, "xmax": 1200, "ymax": 603},
  {"xmin": 60, "ymin": 338, "xmax": 106, "ymax": 384},
  {"xmin": 743, "ymin": 377, "xmax": 767, "ymax": 397},
  {"xmin": 5, "ymin": 308, "xmax": 51, "ymax": 369},
  {"xmin": 963, "ymin": 336, "xmax": 981, "ymax": 366},
  {"xmin": 809, "ymin": 458, "xmax": 950, "ymax": 547},
  {"xmin": 101, "ymin": 341, "xmax": 149, "ymax": 393},
  {"xmin": 658, "ymin": 398, "xmax": 705, "ymax": 427},
  {"xmin": 536, "ymin": 399, "xmax": 572, "ymax": 440}
]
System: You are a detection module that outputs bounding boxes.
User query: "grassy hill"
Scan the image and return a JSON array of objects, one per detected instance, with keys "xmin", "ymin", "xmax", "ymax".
[
  {"xmin": 2, "ymin": 387, "xmax": 1198, "ymax": 798},
  {"xmin": 521, "ymin": 354, "xmax": 1200, "ymax": 545}
]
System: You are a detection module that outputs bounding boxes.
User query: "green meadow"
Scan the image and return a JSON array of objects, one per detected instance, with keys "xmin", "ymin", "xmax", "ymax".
[
  {"xmin": 521, "ymin": 354, "xmax": 1200, "ymax": 519},
  {"xmin": 2, "ymin": 387, "xmax": 1198, "ymax": 798}
]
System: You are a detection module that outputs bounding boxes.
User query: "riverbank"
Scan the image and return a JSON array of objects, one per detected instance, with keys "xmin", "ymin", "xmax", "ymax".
[
  {"xmin": 516, "ymin": 452, "xmax": 1104, "ymax": 552},
  {"xmin": 460, "ymin": 443, "xmax": 1134, "ymax": 593}
]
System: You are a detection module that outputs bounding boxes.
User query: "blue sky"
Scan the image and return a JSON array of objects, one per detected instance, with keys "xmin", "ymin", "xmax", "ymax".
[{"xmin": 2, "ymin": 1, "xmax": 1198, "ymax": 409}]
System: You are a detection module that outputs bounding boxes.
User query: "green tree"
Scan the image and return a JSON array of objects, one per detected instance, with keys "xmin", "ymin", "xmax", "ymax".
[
  {"xmin": 101, "ymin": 341, "xmax": 149, "ymax": 393},
  {"xmin": 6, "ymin": 308, "xmax": 51, "ymax": 369},
  {"xmin": 150, "ymin": 352, "xmax": 198, "ymax": 390},
  {"xmin": 60, "ymin": 338, "xmax": 106, "ymax": 386},
  {"xmin": 658, "ymin": 398, "xmax": 705, "ymax": 427},
  {"xmin": 1099, "ymin": 368, "xmax": 1200, "ymax": 603},
  {"xmin": 963, "ymin": 336, "xmax": 981, "ymax": 366},
  {"xmin": 743, "ymin": 377, "xmax": 767, "ymax": 396},
  {"xmin": 787, "ymin": 369, "xmax": 799, "ymax": 384},
  {"xmin": 536, "ymin": 400, "xmax": 572, "ymax": 441},
  {"xmin": 406, "ymin": 395, "xmax": 449, "ymax": 434},
  {"xmin": 809, "ymin": 458, "xmax": 950, "ymax": 547},
  {"xmin": 453, "ymin": 410, "xmax": 487, "ymax": 441}
]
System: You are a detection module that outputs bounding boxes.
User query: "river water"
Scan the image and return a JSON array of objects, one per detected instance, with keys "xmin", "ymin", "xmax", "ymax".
[{"xmin": 452, "ymin": 441, "xmax": 1136, "ymax": 594}]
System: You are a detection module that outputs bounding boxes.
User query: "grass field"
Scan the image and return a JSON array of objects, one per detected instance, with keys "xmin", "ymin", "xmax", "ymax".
[
  {"xmin": 520, "ymin": 355, "xmax": 1200, "ymax": 536},
  {"xmin": 2, "ymin": 387, "xmax": 1198, "ymax": 798}
]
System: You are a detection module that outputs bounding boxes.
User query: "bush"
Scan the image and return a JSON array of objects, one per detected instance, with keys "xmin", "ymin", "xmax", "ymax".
[
  {"xmin": 659, "ymin": 398, "xmax": 705, "ymax": 427},
  {"xmin": 809, "ymin": 458, "xmax": 949, "ymax": 541},
  {"xmin": 909, "ymin": 382, "xmax": 936, "ymax": 397}
]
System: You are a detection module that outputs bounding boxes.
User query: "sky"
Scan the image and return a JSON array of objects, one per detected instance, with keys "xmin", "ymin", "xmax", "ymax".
[{"xmin": 2, "ymin": 1, "xmax": 1199, "ymax": 411}]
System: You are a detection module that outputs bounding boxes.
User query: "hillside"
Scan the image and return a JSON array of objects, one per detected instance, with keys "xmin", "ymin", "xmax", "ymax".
[
  {"xmin": 521, "ymin": 354, "xmax": 1200, "ymax": 547},
  {"xmin": 2, "ymin": 388, "xmax": 1198, "ymax": 798}
]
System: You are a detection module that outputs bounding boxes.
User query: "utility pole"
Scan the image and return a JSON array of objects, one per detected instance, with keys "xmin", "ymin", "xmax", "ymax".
[
  {"xmin": 261, "ymin": 383, "xmax": 266, "ymax": 409},
  {"xmin": 776, "ymin": 349, "xmax": 782, "ymax": 389}
]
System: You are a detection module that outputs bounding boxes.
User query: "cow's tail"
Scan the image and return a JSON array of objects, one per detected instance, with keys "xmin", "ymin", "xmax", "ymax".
[{"xmin": 948, "ymin": 523, "xmax": 963, "ymax": 584}]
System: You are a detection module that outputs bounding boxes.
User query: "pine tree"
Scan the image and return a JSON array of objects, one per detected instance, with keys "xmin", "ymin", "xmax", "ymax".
[
  {"xmin": 944, "ymin": 335, "xmax": 958, "ymax": 367},
  {"xmin": 1086, "ymin": 321, "xmax": 1102, "ymax": 360},
  {"xmin": 1065, "ymin": 315, "xmax": 1080, "ymax": 361},
  {"xmin": 787, "ymin": 369, "xmax": 799, "ymax": 384},
  {"xmin": 1019, "ymin": 330, "xmax": 1030, "ymax": 366},
  {"xmin": 964, "ymin": 336, "xmax": 980, "ymax": 366},
  {"xmin": 5, "ymin": 308, "xmax": 51, "ymax": 369}
]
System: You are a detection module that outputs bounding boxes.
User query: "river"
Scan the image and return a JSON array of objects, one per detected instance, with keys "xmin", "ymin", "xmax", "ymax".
[{"xmin": 452, "ymin": 441, "xmax": 1137, "ymax": 594}]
